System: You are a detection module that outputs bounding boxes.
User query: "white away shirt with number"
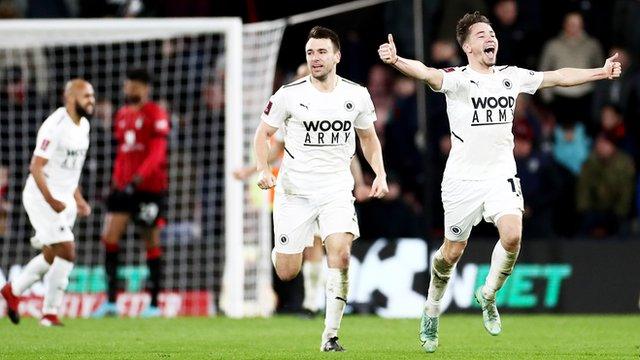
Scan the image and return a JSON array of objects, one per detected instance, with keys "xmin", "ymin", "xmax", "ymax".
[
  {"xmin": 24, "ymin": 107, "xmax": 90, "ymax": 199},
  {"xmin": 434, "ymin": 65, "xmax": 543, "ymax": 180},
  {"xmin": 261, "ymin": 75, "xmax": 376, "ymax": 195}
]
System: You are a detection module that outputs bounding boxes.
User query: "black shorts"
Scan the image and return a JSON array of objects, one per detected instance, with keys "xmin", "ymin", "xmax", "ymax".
[{"xmin": 106, "ymin": 190, "xmax": 167, "ymax": 228}]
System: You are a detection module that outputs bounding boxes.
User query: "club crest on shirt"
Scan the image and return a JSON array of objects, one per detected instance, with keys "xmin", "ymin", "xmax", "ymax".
[
  {"xmin": 279, "ymin": 234, "xmax": 289, "ymax": 245},
  {"xmin": 344, "ymin": 101, "xmax": 354, "ymax": 112},
  {"xmin": 502, "ymin": 78, "xmax": 512, "ymax": 89},
  {"xmin": 135, "ymin": 117, "xmax": 144, "ymax": 129}
]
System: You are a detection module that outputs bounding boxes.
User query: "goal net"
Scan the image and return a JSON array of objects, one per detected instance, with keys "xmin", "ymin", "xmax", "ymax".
[{"xmin": 0, "ymin": 18, "xmax": 283, "ymax": 318}]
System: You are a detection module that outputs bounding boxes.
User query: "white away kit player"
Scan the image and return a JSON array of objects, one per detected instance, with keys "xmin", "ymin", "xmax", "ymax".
[
  {"xmin": 379, "ymin": 11, "xmax": 622, "ymax": 353},
  {"xmin": 1, "ymin": 79, "xmax": 95, "ymax": 327},
  {"xmin": 254, "ymin": 26, "xmax": 388, "ymax": 352}
]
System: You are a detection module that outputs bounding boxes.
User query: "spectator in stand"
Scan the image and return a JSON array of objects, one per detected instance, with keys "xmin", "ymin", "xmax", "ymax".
[
  {"xmin": 592, "ymin": 47, "xmax": 636, "ymax": 130},
  {"xmin": 577, "ymin": 132, "xmax": 635, "ymax": 237},
  {"xmin": 598, "ymin": 104, "xmax": 635, "ymax": 160},
  {"xmin": 384, "ymin": 76, "xmax": 423, "ymax": 211},
  {"xmin": 436, "ymin": 0, "xmax": 487, "ymax": 41},
  {"xmin": 553, "ymin": 121, "xmax": 591, "ymax": 176},
  {"xmin": 539, "ymin": 12, "xmax": 604, "ymax": 133},
  {"xmin": 513, "ymin": 121, "xmax": 560, "ymax": 238},
  {"xmin": 367, "ymin": 64, "xmax": 395, "ymax": 135},
  {"xmin": 552, "ymin": 121, "xmax": 591, "ymax": 237},
  {"xmin": 490, "ymin": 0, "xmax": 534, "ymax": 67}
]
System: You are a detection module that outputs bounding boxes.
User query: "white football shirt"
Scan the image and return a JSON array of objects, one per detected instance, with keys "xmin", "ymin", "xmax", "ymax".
[
  {"xmin": 434, "ymin": 65, "xmax": 543, "ymax": 180},
  {"xmin": 261, "ymin": 75, "xmax": 376, "ymax": 195},
  {"xmin": 24, "ymin": 107, "xmax": 90, "ymax": 199}
]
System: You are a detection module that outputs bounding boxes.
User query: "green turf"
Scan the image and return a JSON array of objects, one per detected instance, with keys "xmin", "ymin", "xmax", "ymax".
[{"xmin": 1, "ymin": 314, "xmax": 639, "ymax": 359}]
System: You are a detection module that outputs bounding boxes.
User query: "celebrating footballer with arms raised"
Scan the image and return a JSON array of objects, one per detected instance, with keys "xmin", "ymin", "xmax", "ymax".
[
  {"xmin": 255, "ymin": 26, "xmax": 388, "ymax": 352},
  {"xmin": 379, "ymin": 11, "xmax": 621, "ymax": 353}
]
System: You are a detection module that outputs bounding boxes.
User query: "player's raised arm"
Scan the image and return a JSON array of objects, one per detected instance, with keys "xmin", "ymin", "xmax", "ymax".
[
  {"xmin": 539, "ymin": 53, "xmax": 622, "ymax": 89},
  {"xmin": 253, "ymin": 121, "xmax": 279, "ymax": 189},
  {"xmin": 378, "ymin": 34, "xmax": 444, "ymax": 91}
]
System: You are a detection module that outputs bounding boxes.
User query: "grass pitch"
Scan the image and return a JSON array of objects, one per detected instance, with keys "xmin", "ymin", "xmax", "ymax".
[{"xmin": 1, "ymin": 314, "xmax": 638, "ymax": 359}]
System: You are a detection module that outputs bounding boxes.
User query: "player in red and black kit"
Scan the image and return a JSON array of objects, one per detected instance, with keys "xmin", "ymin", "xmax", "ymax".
[{"xmin": 92, "ymin": 69, "xmax": 170, "ymax": 318}]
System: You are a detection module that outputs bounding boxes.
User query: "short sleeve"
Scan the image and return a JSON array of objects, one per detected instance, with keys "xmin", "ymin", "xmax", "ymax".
[
  {"xmin": 33, "ymin": 116, "xmax": 59, "ymax": 160},
  {"xmin": 148, "ymin": 104, "xmax": 170, "ymax": 137},
  {"xmin": 432, "ymin": 68, "xmax": 462, "ymax": 93},
  {"xmin": 354, "ymin": 88, "xmax": 377, "ymax": 129},
  {"xmin": 260, "ymin": 87, "xmax": 288, "ymax": 128},
  {"xmin": 515, "ymin": 67, "xmax": 543, "ymax": 95}
]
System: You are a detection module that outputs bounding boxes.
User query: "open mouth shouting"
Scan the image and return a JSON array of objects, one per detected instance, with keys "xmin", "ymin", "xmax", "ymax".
[{"xmin": 483, "ymin": 44, "xmax": 496, "ymax": 61}]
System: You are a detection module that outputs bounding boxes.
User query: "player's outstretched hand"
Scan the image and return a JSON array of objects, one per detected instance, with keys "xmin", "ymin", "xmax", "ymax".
[
  {"xmin": 369, "ymin": 176, "xmax": 388, "ymax": 199},
  {"xmin": 77, "ymin": 199, "xmax": 92, "ymax": 217},
  {"xmin": 257, "ymin": 170, "xmax": 276, "ymax": 190},
  {"xmin": 48, "ymin": 198, "xmax": 66, "ymax": 213},
  {"xmin": 603, "ymin": 53, "xmax": 622, "ymax": 79},
  {"xmin": 378, "ymin": 34, "xmax": 398, "ymax": 65}
]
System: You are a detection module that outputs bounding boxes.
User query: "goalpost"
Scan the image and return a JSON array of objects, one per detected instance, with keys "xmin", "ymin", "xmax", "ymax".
[
  {"xmin": 0, "ymin": 18, "xmax": 283, "ymax": 318},
  {"xmin": 0, "ymin": 0, "xmax": 390, "ymax": 319}
]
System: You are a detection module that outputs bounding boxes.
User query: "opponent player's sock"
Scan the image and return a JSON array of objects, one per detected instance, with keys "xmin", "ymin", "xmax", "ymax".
[
  {"xmin": 104, "ymin": 242, "xmax": 120, "ymax": 304},
  {"xmin": 482, "ymin": 241, "xmax": 519, "ymax": 300},
  {"xmin": 146, "ymin": 246, "xmax": 163, "ymax": 307},
  {"xmin": 42, "ymin": 257, "xmax": 74, "ymax": 315},
  {"xmin": 302, "ymin": 260, "xmax": 323, "ymax": 312},
  {"xmin": 322, "ymin": 268, "xmax": 348, "ymax": 341},
  {"xmin": 12, "ymin": 254, "xmax": 51, "ymax": 295},
  {"xmin": 425, "ymin": 248, "xmax": 455, "ymax": 317}
]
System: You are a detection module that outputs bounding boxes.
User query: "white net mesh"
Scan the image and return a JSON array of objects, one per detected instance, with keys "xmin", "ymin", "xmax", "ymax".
[
  {"xmin": 0, "ymin": 18, "xmax": 282, "ymax": 318},
  {"xmin": 235, "ymin": 20, "xmax": 286, "ymax": 316}
]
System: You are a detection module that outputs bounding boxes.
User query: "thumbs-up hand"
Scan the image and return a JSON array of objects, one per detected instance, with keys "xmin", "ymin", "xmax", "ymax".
[
  {"xmin": 378, "ymin": 34, "xmax": 398, "ymax": 65},
  {"xmin": 603, "ymin": 52, "xmax": 622, "ymax": 79}
]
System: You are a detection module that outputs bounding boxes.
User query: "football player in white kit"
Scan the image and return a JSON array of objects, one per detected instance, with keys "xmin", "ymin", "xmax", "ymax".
[
  {"xmin": 255, "ymin": 26, "xmax": 388, "ymax": 351},
  {"xmin": 1, "ymin": 79, "xmax": 94, "ymax": 327},
  {"xmin": 378, "ymin": 12, "xmax": 621, "ymax": 353}
]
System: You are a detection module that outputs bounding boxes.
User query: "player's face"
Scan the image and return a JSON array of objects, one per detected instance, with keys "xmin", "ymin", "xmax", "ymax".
[
  {"xmin": 124, "ymin": 79, "xmax": 149, "ymax": 105},
  {"xmin": 463, "ymin": 22, "xmax": 498, "ymax": 67},
  {"xmin": 75, "ymin": 84, "xmax": 95, "ymax": 119},
  {"xmin": 305, "ymin": 38, "xmax": 340, "ymax": 81}
]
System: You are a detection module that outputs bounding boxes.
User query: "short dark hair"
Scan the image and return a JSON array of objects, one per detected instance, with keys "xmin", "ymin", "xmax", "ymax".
[
  {"xmin": 126, "ymin": 68, "xmax": 151, "ymax": 85},
  {"xmin": 455, "ymin": 11, "xmax": 491, "ymax": 47},
  {"xmin": 307, "ymin": 26, "xmax": 341, "ymax": 52}
]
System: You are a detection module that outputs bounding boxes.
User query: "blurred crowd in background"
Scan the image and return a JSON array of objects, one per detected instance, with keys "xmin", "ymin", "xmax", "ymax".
[{"xmin": 1, "ymin": 0, "xmax": 640, "ymax": 240}]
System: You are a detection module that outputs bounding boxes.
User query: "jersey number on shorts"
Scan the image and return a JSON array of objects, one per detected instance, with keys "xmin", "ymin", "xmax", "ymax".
[{"xmin": 507, "ymin": 178, "xmax": 522, "ymax": 197}]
